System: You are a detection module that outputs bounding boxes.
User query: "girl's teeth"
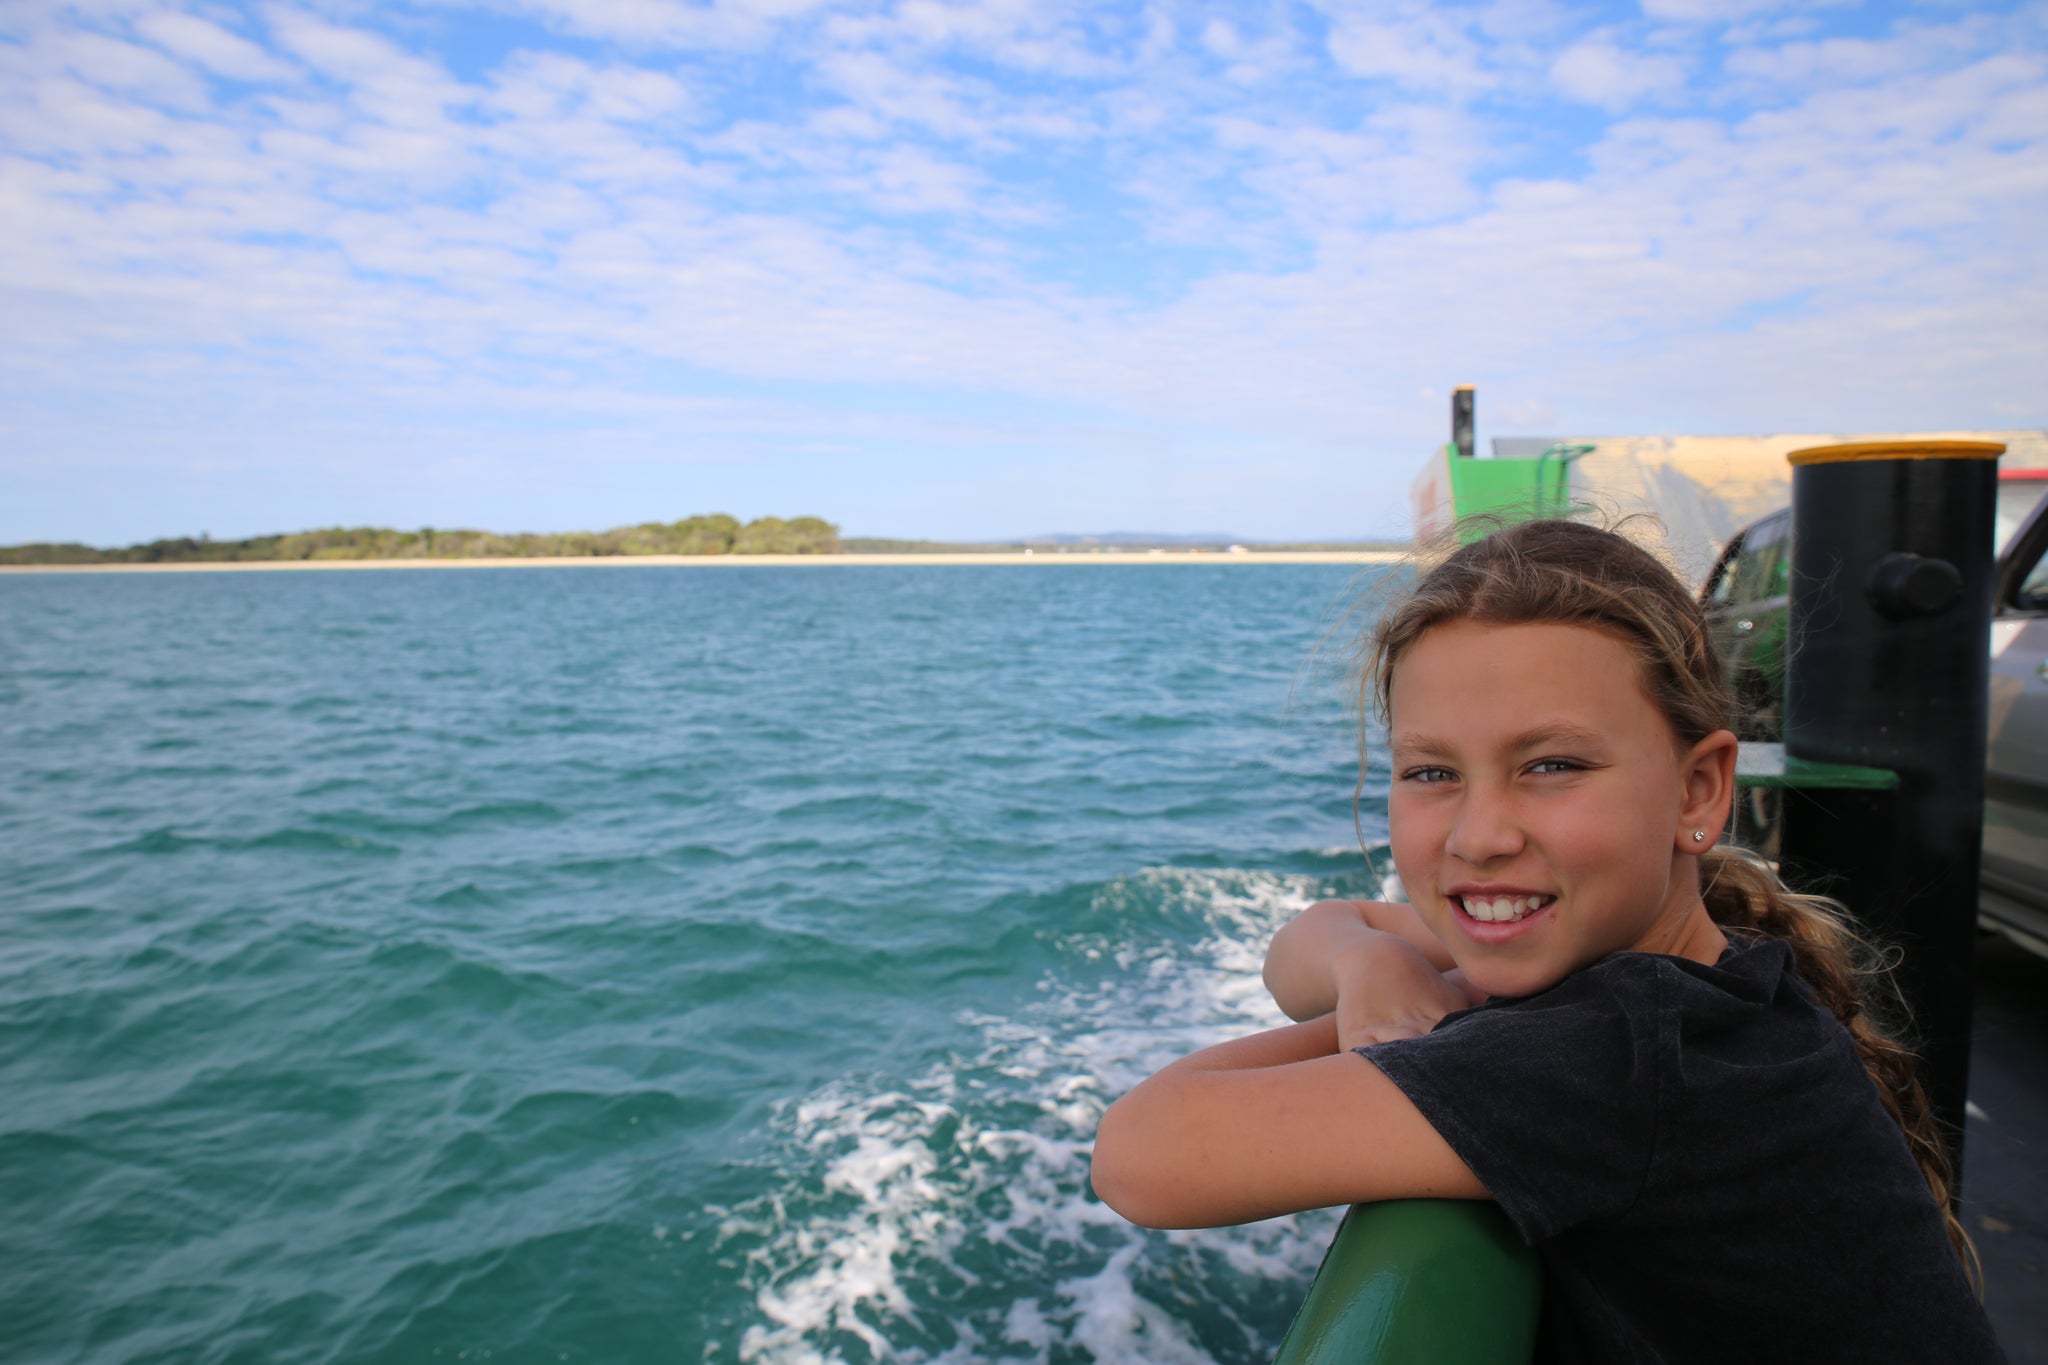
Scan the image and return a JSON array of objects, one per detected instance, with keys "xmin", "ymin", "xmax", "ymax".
[{"xmin": 1462, "ymin": 895, "xmax": 1549, "ymax": 923}]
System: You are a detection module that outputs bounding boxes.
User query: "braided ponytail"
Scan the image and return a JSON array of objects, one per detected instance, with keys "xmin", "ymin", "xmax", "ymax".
[{"xmin": 1369, "ymin": 518, "xmax": 1980, "ymax": 1284}]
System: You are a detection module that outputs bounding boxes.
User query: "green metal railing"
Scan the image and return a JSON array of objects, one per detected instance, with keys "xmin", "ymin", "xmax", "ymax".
[
  {"xmin": 1271, "ymin": 1201, "xmax": 1540, "ymax": 1364},
  {"xmin": 1734, "ymin": 741, "xmax": 1897, "ymax": 791},
  {"xmin": 1531, "ymin": 442, "xmax": 1595, "ymax": 519}
]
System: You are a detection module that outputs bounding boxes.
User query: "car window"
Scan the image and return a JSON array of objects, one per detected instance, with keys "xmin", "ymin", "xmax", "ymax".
[
  {"xmin": 2017, "ymin": 540, "xmax": 2048, "ymax": 612},
  {"xmin": 1728, "ymin": 512, "xmax": 1789, "ymax": 605},
  {"xmin": 1705, "ymin": 538, "xmax": 1743, "ymax": 605},
  {"xmin": 1766, "ymin": 556, "xmax": 1790, "ymax": 598},
  {"xmin": 1996, "ymin": 480, "xmax": 2048, "ymax": 556},
  {"xmin": 1761, "ymin": 525, "xmax": 1791, "ymax": 598}
]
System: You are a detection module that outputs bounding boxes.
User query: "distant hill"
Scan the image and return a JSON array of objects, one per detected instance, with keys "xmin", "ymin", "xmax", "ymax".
[
  {"xmin": 5, "ymin": 520, "xmax": 1404, "ymax": 565},
  {"xmin": 838, "ymin": 534, "xmax": 1405, "ymax": 553},
  {"xmin": 1021, "ymin": 531, "xmax": 1242, "ymax": 546},
  {"xmin": 0, "ymin": 515, "xmax": 839, "ymax": 564}
]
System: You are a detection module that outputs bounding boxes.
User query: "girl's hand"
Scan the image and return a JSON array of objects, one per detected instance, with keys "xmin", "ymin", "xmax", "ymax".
[
  {"xmin": 1332, "ymin": 932, "xmax": 1472, "ymax": 1048},
  {"xmin": 1264, "ymin": 899, "xmax": 1455, "ymax": 1021}
]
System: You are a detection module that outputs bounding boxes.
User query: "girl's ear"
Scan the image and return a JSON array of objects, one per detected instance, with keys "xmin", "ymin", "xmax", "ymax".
[{"xmin": 1677, "ymin": 729, "xmax": 1739, "ymax": 854}]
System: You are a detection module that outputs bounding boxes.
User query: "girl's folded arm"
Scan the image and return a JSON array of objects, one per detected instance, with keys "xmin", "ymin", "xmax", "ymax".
[
  {"xmin": 1090, "ymin": 1013, "xmax": 1487, "ymax": 1230},
  {"xmin": 1263, "ymin": 898, "xmax": 1459, "ymax": 1021}
]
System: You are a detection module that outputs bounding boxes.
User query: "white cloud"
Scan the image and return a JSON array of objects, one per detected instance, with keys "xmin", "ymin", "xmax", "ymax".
[
  {"xmin": 133, "ymin": 10, "xmax": 296, "ymax": 83},
  {"xmin": 1638, "ymin": 0, "xmax": 1835, "ymax": 23},
  {"xmin": 1321, "ymin": 12, "xmax": 1495, "ymax": 94},
  {"xmin": 1208, "ymin": 101, "xmax": 1487, "ymax": 229},
  {"xmin": 1551, "ymin": 38, "xmax": 1687, "ymax": 109},
  {"xmin": 57, "ymin": 28, "xmax": 215, "ymax": 107},
  {"xmin": 506, "ymin": 0, "xmax": 832, "ymax": 49}
]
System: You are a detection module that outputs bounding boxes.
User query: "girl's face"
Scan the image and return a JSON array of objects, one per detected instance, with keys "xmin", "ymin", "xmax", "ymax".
[{"xmin": 1386, "ymin": 618, "xmax": 1733, "ymax": 999}]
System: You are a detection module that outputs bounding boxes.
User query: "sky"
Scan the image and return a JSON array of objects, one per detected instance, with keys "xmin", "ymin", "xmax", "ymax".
[{"xmin": 3, "ymin": 0, "xmax": 2045, "ymax": 545}]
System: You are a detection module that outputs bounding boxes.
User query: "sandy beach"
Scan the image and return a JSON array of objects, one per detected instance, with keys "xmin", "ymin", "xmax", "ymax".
[{"xmin": 0, "ymin": 549, "xmax": 1406, "ymax": 574}]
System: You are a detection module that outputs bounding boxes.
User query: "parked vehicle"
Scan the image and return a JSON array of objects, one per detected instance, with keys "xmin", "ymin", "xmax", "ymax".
[
  {"xmin": 1702, "ymin": 506, "xmax": 1792, "ymax": 743},
  {"xmin": 1700, "ymin": 469, "xmax": 2048, "ymax": 954},
  {"xmin": 1980, "ymin": 475, "xmax": 2048, "ymax": 956}
]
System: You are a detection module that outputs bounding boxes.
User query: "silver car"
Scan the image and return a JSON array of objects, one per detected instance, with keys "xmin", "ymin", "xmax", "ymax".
[{"xmin": 1983, "ymin": 474, "xmax": 2048, "ymax": 956}]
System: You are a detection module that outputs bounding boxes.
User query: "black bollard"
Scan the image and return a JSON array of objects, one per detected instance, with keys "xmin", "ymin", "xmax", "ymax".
[{"xmin": 1779, "ymin": 439, "xmax": 2005, "ymax": 1174}]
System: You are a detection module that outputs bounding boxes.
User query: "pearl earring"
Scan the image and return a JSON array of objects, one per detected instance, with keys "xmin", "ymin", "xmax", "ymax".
[{"xmin": 1691, "ymin": 830, "xmax": 1706, "ymax": 843}]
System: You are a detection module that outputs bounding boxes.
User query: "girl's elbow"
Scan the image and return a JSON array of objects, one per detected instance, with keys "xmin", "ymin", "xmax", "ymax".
[
  {"xmin": 1090, "ymin": 1096, "xmax": 1181, "ymax": 1228},
  {"xmin": 1090, "ymin": 1163, "xmax": 1181, "ymax": 1229},
  {"xmin": 1088, "ymin": 1159, "xmax": 1145, "ymax": 1225},
  {"xmin": 1264, "ymin": 899, "xmax": 1366, "ymax": 1020}
]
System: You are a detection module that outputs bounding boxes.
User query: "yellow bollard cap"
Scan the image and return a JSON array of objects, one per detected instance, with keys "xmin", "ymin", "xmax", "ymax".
[{"xmin": 1787, "ymin": 440, "xmax": 2006, "ymax": 466}]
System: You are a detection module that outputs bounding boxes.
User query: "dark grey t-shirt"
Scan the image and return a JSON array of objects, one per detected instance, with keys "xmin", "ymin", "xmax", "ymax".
[{"xmin": 1360, "ymin": 937, "xmax": 2004, "ymax": 1365}]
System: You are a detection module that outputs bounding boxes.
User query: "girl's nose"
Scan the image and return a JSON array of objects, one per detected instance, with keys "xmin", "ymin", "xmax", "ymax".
[{"xmin": 1444, "ymin": 788, "xmax": 1525, "ymax": 865}]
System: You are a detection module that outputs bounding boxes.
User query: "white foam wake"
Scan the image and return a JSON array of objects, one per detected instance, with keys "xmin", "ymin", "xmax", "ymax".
[{"xmin": 718, "ymin": 868, "xmax": 1345, "ymax": 1364}]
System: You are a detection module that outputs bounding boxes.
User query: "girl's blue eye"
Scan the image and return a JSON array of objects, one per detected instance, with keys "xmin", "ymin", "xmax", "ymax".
[
  {"xmin": 1529, "ymin": 758, "xmax": 1583, "ymax": 775},
  {"xmin": 1403, "ymin": 766, "xmax": 1456, "ymax": 784}
]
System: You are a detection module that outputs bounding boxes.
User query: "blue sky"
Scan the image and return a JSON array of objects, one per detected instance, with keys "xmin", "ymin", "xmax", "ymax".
[{"xmin": 3, "ymin": 0, "xmax": 2044, "ymax": 544}]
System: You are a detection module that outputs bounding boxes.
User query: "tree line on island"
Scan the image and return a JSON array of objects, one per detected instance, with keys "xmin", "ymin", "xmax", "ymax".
[{"xmin": 0, "ymin": 515, "xmax": 841, "ymax": 564}]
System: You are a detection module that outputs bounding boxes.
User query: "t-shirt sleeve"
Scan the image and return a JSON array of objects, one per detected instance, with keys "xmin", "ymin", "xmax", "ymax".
[{"xmin": 1358, "ymin": 958, "xmax": 1666, "ymax": 1244}]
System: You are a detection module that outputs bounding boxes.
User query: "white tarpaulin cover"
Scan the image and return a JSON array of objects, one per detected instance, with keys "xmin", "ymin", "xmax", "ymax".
[{"xmin": 1491, "ymin": 429, "xmax": 2048, "ymax": 587}]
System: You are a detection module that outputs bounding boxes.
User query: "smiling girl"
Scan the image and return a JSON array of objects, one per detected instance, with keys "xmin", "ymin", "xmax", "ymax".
[{"xmin": 1091, "ymin": 520, "xmax": 2003, "ymax": 1363}]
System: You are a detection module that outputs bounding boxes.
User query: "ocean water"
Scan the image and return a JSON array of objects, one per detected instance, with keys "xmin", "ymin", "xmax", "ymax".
[{"xmin": 0, "ymin": 564, "xmax": 1399, "ymax": 1365}]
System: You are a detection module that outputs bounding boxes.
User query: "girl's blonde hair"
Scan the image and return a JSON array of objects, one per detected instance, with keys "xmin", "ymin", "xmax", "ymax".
[{"xmin": 1366, "ymin": 517, "xmax": 1975, "ymax": 1276}]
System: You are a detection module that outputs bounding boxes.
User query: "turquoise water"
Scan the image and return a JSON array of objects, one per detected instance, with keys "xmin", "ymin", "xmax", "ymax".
[{"xmin": 0, "ymin": 565, "xmax": 1396, "ymax": 1365}]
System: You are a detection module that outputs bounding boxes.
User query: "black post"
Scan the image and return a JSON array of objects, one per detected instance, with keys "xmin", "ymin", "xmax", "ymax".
[
  {"xmin": 1451, "ymin": 386, "xmax": 1475, "ymax": 461},
  {"xmin": 1780, "ymin": 440, "xmax": 2005, "ymax": 1174}
]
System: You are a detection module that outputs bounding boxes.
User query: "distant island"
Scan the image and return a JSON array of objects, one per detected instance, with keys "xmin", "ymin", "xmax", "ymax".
[
  {"xmin": 0, "ymin": 515, "xmax": 841, "ymax": 564},
  {"xmin": 0, "ymin": 518, "xmax": 1406, "ymax": 566},
  {"xmin": 839, "ymin": 536, "xmax": 1402, "ymax": 553}
]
